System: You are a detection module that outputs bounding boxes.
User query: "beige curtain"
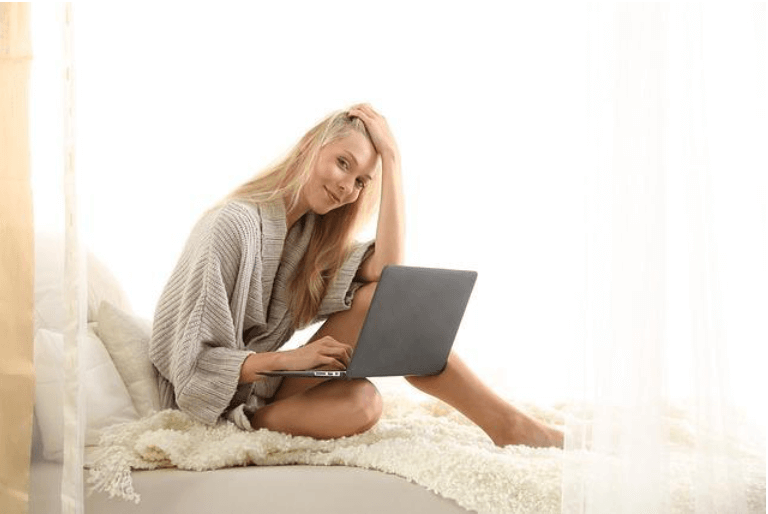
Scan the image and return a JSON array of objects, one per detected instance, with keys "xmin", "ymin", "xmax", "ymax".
[{"xmin": 0, "ymin": 3, "xmax": 35, "ymax": 514}]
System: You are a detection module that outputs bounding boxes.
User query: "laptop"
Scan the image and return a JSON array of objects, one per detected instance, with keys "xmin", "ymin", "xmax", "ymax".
[{"xmin": 260, "ymin": 265, "xmax": 477, "ymax": 379}]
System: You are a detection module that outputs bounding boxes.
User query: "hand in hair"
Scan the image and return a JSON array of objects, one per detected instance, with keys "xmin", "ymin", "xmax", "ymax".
[
  {"xmin": 348, "ymin": 104, "xmax": 400, "ymax": 161},
  {"xmin": 349, "ymin": 103, "xmax": 405, "ymax": 281}
]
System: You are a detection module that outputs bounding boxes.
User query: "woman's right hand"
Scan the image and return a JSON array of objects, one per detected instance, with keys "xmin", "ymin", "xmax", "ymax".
[{"xmin": 279, "ymin": 336, "xmax": 353, "ymax": 371}]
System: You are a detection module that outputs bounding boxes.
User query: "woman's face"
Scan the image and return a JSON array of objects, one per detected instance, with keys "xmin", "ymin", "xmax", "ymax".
[{"xmin": 303, "ymin": 131, "xmax": 378, "ymax": 215}]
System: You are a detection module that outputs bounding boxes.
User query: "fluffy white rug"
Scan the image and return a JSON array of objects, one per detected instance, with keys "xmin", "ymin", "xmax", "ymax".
[{"xmin": 87, "ymin": 392, "xmax": 765, "ymax": 514}]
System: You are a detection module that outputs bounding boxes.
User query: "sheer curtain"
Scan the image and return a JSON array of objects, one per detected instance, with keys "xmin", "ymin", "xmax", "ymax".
[
  {"xmin": 562, "ymin": 4, "xmax": 766, "ymax": 513},
  {"xmin": 21, "ymin": 4, "xmax": 87, "ymax": 514},
  {"xmin": 60, "ymin": 5, "xmax": 87, "ymax": 514}
]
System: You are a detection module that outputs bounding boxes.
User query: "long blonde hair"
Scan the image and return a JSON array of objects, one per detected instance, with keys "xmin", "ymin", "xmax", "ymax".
[{"xmin": 217, "ymin": 108, "xmax": 382, "ymax": 328}]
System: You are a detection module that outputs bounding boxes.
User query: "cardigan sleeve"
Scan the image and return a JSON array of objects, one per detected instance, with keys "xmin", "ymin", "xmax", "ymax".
[
  {"xmin": 149, "ymin": 204, "xmax": 260, "ymax": 426},
  {"xmin": 316, "ymin": 239, "xmax": 376, "ymax": 319}
]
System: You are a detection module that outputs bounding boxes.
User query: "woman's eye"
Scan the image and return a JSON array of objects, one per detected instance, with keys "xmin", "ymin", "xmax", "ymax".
[
  {"xmin": 355, "ymin": 178, "xmax": 366, "ymax": 189},
  {"xmin": 338, "ymin": 157, "xmax": 348, "ymax": 169}
]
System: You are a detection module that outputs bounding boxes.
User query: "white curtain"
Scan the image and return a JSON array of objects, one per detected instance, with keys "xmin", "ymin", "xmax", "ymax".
[
  {"xmin": 60, "ymin": 5, "xmax": 87, "ymax": 514},
  {"xmin": 26, "ymin": 4, "xmax": 87, "ymax": 514},
  {"xmin": 562, "ymin": 4, "xmax": 766, "ymax": 513}
]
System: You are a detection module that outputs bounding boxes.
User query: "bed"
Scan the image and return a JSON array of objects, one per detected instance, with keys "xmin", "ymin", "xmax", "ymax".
[
  {"xmin": 28, "ymin": 234, "xmax": 472, "ymax": 514},
  {"xmin": 29, "ymin": 460, "xmax": 468, "ymax": 514},
  {"xmin": 29, "ymin": 235, "xmax": 765, "ymax": 514}
]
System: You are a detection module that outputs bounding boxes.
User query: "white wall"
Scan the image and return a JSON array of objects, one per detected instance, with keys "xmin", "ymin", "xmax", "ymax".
[{"xmin": 30, "ymin": 4, "xmax": 766, "ymax": 411}]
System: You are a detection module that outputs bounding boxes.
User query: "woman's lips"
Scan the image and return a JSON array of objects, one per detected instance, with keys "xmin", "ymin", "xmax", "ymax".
[{"xmin": 325, "ymin": 187, "xmax": 340, "ymax": 204}]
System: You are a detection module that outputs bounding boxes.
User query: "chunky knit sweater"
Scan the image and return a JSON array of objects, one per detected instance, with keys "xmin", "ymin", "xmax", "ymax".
[{"xmin": 148, "ymin": 198, "xmax": 374, "ymax": 428}]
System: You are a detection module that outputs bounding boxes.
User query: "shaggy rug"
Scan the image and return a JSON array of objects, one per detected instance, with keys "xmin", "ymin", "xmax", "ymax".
[{"xmin": 87, "ymin": 392, "xmax": 765, "ymax": 514}]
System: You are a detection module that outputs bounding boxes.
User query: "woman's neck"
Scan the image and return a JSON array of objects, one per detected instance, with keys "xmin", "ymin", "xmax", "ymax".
[{"xmin": 284, "ymin": 195, "xmax": 309, "ymax": 232}]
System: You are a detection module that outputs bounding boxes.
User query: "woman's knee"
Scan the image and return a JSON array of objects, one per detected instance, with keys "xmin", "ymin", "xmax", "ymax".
[{"xmin": 250, "ymin": 378, "xmax": 383, "ymax": 437}]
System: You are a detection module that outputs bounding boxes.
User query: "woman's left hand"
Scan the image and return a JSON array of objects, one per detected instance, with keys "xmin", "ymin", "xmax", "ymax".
[{"xmin": 347, "ymin": 104, "xmax": 400, "ymax": 161}]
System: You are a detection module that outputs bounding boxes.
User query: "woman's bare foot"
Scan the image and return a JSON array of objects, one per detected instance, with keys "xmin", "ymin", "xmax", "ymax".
[
  {"xmin": 404, "ymin": 352, "xmax": 565, "ymax": 449},
  {"xmin": 489, "ymin": 406, "xmax": 564, "ymax": 449}
]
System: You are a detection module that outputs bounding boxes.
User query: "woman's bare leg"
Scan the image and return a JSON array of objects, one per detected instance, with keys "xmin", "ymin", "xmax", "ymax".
[
  {"xmin": 250, "ymin": 378, "xmax": 382, "ymax": 438},
  {"xmin": 406, "ymin": 353, "xmax": 564, "ymax": 448},
  {"xmin": 250, "ymin": 283, "xmax": 381, "ymax": 437}
]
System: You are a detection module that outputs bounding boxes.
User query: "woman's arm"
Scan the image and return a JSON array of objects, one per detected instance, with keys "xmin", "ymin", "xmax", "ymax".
[
  {"xmin": 357, "ymin": 151, "xmax": 404, "ymax": 281},
  {"xmin": 349, "ymin": 104, "xmax": 405, "ymax": 282}
]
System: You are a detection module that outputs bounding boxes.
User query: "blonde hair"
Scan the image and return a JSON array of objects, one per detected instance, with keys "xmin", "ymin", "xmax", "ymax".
[{"xmin": 216, "ymin": 108, "xmax": 382, "ymax": 329}]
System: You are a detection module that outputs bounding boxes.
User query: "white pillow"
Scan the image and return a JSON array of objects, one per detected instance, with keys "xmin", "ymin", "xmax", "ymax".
[
  {"xmin": 95, "ymin": 301, "xmax": 161, "ymax": 417},
  {"xmin": 33, "ymin": 326, "xmax": 139, "ymax": 462},
  {"xmin": 34, "ymin": 232, "xmax": 133, "ymax": 332}
]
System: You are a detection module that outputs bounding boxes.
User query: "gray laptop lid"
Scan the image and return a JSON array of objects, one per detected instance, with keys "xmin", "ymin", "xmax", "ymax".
[{"xmin": 346, "ymin": 265, "xmax": 477, "ymax": 378}]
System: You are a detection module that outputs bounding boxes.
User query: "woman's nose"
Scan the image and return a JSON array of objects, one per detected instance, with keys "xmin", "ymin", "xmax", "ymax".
[
  {"xmin": 336, "ymin": 187, "xmax": 356, "ymax": 204},
  {"xmin": 337, "ymin": 178, "xmax": 353, "ymax": 196}
]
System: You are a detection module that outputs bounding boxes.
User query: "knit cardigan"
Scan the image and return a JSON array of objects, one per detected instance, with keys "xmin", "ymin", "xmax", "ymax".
[{"xmin": 148, "ymin": 198, "xmax": 375, "ymax": 428}]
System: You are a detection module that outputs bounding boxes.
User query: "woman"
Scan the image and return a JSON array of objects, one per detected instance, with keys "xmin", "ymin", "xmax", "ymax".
[{"xmin": 149, "ymin": 103, "xmax": 563, "ymax": 448}]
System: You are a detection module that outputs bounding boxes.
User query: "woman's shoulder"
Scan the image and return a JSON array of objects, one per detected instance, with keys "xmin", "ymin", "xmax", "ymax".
[
  {"xmin": 199, "ymin": 199, "xmax": 262, "ymax": 231},
  {"xmin": 208, "ymin": 199, "xmax": 260, "ymax": 221},
  {"xmin": 186, "ymin": 200, "xmax": 264, "ymax": 252}
]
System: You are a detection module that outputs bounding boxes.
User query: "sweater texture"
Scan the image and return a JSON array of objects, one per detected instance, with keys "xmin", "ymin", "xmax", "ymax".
[{"xmin": 148, "ymin": 198, "xmax": 374, "ymax": 429}]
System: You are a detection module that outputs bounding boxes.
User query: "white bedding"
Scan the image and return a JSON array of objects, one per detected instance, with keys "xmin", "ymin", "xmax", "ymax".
[{"xmin": 85, "ymin": 386, "xmax": 766, "ymax": 514}]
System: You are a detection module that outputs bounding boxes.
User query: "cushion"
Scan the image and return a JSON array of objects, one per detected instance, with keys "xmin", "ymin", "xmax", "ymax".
[
  {"xmin": 33, "ymin": 325, "xmax": 139, "ymax": 461},
  {"xmin": 95, "ymin": 301, "xmax": 161, "ymax": 417},
  {"xmin": 34, "ymin": 232, "xmax": 133, "ymax": 333}
]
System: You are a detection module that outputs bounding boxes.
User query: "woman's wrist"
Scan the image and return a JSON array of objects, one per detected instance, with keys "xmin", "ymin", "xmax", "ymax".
[
  {"xmin": 239, "ymin": 351, "xmax": 284, "ymax": 383},
  {"xmin": 380, "ymin": 149, "xmax": 400, "ymax": 167}
]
